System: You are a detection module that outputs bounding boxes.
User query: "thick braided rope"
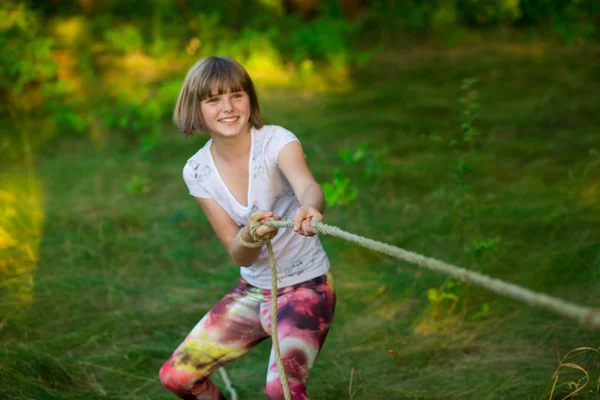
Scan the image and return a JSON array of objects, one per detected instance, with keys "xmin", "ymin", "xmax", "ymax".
[
  {"xmin": 265, "ymin": 240, "xmax": 291, "ymax": 400},
  {"xmin": 238, "ymin": 223, "xmax": 292, "ymax": 400},
  {"xmin": 264, "ymin": 220, "xmax": 600, "ymax": 330},
  {"xmin": 236, "ymin": 224, "xmax": 264, "ymax": 248}
]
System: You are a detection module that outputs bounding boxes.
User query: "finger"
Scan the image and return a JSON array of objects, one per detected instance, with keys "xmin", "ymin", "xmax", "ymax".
[
  {"xmin": 256, "ymin": 226, "xmax": 277, "ymax": 238},
  {"xmin": 256, "ymin": 226, "xmax": 270, "ymax": 236},
  {"xmin": 250, "ymin": 211, "xmax": 273, "ymax": 222},
  {"xmin": 302, "ymin": 219, "xmax": 312, "ymax": 235},
  {"xmin": 302, "ymin": 215, "xmax": 312, "ymax": 235},
  {"xmin": 293, "ymin": 210, "xmax": 306, "ymax": 232}
]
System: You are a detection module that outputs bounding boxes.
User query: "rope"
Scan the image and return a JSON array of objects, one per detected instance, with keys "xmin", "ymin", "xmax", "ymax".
[
  {"xmin": 235, "ymin": 219, "xmax": 600, "ymax": 400},
  {"xmin": 264, "ymin": 220, "xmax": 600, "ymax": 330},
  {"xmin": 238, "ymin": 223, "xmax": 292, "ymax": 400},
  {"xmin": 218, "ymin": 367, "xmax": 238, "ymax": 400},
  {"xmin": 266, "ymin": 239, "xmax": 292, "ymax": 400}
]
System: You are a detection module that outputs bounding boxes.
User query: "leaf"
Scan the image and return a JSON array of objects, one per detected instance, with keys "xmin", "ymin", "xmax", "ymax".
[
  {"xmin": 427, "ymin": 288, "xmax": 439, "ymax": 302},
  {"xmin": 471, "ymin": 303, "xmax": 490, "ymax": 320},
  {"xmin": 339, "ymin": 148, "xmax": 353, "ymax": 164},
  {"xmin": 441, "ymin": 293, "xmax": 458, "ymax": 300}
]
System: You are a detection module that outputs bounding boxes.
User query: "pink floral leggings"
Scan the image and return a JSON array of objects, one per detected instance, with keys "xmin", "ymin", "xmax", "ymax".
[{"xmin": 159, "ymin": 272, "xmax": 335, "ymax": 400}]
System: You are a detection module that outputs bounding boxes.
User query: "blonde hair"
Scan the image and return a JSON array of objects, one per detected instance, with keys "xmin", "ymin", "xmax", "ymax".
[{"xmin": 173, "ymin": 56, "xmax": 263, "ymax": 136}]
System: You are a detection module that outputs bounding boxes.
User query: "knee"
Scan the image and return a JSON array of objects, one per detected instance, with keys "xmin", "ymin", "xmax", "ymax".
[
  {"xmin": 265, "ymin": 358, "xmax": 308, "ymax": 400},
  {"xmin": 159, "ymin": 358, "xmax": 193, "ymax": 395},
  {"xmin": 159, "ymin": 359, "xmax": 179, "ymax": 392},
  {"xmin": 161, "ymin": 356, "xmax": 220, "ymax": 399},
  {"xmin": 265, "ymin": 380, "xmax": 285, "ymax": 400}
]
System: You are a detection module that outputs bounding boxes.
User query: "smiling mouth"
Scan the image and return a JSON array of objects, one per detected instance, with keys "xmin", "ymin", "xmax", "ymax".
[{"xmin": 219, "ymin": 117, "xmax": 239, "ymax": 123}]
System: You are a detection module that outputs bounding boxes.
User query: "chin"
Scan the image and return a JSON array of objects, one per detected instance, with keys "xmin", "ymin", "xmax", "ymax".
[{"xmin": 224, "ymin": 125, "xmax": 250, "ymax": 136}]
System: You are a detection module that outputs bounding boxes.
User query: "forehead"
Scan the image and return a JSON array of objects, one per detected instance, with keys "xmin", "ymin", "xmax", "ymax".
[{"xmin": 200, "ymin": 68, "xmax": 246, "ymax": 99}]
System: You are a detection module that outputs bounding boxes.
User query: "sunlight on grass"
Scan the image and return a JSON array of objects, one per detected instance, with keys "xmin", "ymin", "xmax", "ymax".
[
  {"xmin": 0, "ymin": 3, "xmax": 29, "ymax": 30},
  {"xmin": 53, "ymin": 50, "xmax": 84, "ymax": 94},
  {"xmin": 99, "ymin": 45, "xmax": 351, "ymax": 104},
  {"xmin": 243, "ymin": 41, "xmax": 292, "ymax": 86},
  {"xmin": 499, "ymin": 41, "xmax": 548, "ymax": 59},
  {"xmin": 258, "ymin": 0, "xmax": 284, "ymax": 14},
  {"xmin": 0, "ymin": 172, "xmax": 44, "ymax": 312},
  {"xmin": 413, "ymin": 313, "xmax": 465, "ymax": 336},
  {"xmin": 99, "ymin": 51, "xmax": 161, "ymax": 99},
  {"xmin": 53, "ymin": 16, "xmax": 87, "ymax": 47},
  {"xmin": 87, "ymin": 115, "xmax": 108, "ymax": 149}
]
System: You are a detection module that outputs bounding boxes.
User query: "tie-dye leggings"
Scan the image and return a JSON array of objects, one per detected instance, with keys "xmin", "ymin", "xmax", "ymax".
[{"xmin": 159, "ymin": 271, "xmax": 335, "ymax": 400}]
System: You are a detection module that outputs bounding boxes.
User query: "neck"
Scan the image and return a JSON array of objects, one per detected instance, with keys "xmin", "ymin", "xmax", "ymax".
[{"xmin": 210, "ymin": 128, "xmax": 252, "ymax": 163}]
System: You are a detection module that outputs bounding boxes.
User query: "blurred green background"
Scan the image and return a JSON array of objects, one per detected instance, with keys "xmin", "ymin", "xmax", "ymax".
[{"xmin": 1, "ymin": 1, "xmax": 600, "ymax": 399}]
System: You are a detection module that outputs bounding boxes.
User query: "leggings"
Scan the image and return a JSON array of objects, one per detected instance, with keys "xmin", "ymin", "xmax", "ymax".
[{"xmin": 160, "ymin": 271, "xmax": 335, "ymax": 400}]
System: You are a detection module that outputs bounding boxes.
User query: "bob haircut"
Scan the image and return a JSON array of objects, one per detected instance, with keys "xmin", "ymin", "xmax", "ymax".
[{"xmin": 173, "ymin": 56, "xmax": 263, "ymax": 136}]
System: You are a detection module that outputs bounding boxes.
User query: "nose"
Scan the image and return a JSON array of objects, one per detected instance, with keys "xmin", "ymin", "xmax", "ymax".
[{"xmin": 221, "ymin": 96, "xmax": 233, "ymax": 112}]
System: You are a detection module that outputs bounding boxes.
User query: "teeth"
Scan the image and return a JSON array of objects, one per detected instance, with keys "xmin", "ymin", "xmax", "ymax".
[{"xmin": 220, "ymin": 117, "xmax": 238, "ymax": 122}]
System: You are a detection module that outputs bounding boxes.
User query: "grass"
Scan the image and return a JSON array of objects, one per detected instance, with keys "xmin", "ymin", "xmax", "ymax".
[{"xmin": 1, "ymin": 36, "xmax": 600, "ymax": 399}]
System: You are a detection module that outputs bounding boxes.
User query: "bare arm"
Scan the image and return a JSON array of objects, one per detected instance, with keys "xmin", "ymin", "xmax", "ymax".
[
  {"xmin": 195, "ymin": 197, "xmax": 278, "ymax": 266},
  {"xmin": 278, "ymin": 141, "xmax": 326, "ymax": 236}
]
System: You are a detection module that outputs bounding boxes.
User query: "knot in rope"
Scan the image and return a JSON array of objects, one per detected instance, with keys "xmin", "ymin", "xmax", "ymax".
[
  {"xmin": 248, "ymin": 221, "xmax": 264, "ymax": 242},
  {"xmin": 236, "ymin": 222, "xmax": 264, "ymax": 249}
]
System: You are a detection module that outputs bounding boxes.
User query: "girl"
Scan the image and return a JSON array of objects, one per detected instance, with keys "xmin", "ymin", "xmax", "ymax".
[{"xmin": 159, "ymin": 56, "xmax": 335, "ymax": 400}]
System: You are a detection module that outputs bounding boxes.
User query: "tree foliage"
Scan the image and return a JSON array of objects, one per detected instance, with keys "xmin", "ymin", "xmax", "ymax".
[{"xmin": 1, "ymin": 0, "xmax": 598, "ymax": 156}]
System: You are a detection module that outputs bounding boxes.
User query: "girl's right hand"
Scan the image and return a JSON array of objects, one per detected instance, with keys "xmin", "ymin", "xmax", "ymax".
[{"xmin": 247, "ymin": 211, "xmax": 280, "ymax": 241}]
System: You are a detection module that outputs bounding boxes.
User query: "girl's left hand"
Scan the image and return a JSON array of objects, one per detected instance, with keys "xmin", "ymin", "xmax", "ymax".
[{"xmin": 293, "ymin": 206, "xmax": 322, "ymax": 237}]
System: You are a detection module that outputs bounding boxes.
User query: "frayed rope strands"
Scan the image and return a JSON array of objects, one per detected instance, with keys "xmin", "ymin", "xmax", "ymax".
[{"xmin": 264, "ymin": 220, "xmax": 600, "ymax": 330}]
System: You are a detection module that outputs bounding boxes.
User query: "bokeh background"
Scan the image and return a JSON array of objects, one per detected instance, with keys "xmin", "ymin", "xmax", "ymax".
[{"xmin": 1, "ymin": 1, "xmax": 600, "ymax": 399}]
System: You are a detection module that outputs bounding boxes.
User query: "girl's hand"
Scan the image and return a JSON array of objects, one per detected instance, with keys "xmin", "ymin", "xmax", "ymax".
[
  {"xmin": 293, "ymin": 206, "xmax": 322, "ymax": 237},
  {"xmin": 247, "ymin": 211, "xmax": 280, "ymax": 241}
]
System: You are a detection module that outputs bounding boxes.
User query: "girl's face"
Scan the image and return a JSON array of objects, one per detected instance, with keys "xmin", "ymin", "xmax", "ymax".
[{"xmin": 200, "ymin": 88, "xmax": 251, "ymax": 138}]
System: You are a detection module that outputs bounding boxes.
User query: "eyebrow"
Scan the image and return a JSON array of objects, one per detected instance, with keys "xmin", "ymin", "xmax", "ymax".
[{"xmin": 209, "ymin": 90, "xmax": 243, "ymax": 97}]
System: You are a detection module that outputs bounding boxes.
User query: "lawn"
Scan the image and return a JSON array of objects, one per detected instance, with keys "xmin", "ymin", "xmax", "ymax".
[{"xmin": 1, "ymin": 36, "xmax": 599, "ymax": 399}]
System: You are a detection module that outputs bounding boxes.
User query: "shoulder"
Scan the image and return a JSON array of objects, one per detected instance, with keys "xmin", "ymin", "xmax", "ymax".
[
  {"xmin": 266, "ymin": 124, "xmax": 296, "ymax": 138},
  {"xmin": 252, "ymin": 124, "xmax": 297, "ymax": 139},
  {"xmin": 182, "ymin": 140, "xmax": 212, "ymax": 179},
  {"xmin": 257, "ymin": 125, "xmax": 301, "ymax": 166},
  {"xmin": 258, "ymin": 125, "xmax": 300, "ymax": 147}
]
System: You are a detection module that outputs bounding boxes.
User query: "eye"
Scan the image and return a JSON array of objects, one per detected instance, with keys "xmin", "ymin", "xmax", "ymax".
[
  {"xmin": 205, "ymin": 97, "xmax": 218, "ymax": 103},
  {"xmin": 232, "ymin": 92, "xmax": 245, "ymax": 99}
]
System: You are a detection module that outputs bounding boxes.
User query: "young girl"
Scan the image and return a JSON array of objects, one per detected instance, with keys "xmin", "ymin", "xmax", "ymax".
[{"xmin": 159, "ymin": 56, "xmax": 335, "ymax": 400}]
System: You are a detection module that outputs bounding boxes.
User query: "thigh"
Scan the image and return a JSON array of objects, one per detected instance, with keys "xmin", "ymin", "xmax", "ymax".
[
  {"xmin": 267, "ymin": 272, "xmax": 337, "ymax": 374},
  {"xmin": 278, "ymin": 271, "xmax": 336, "ymax": 349},
  {"xmin": 168, "ymin": 281, "xmax": 269, "ymax": 376}
]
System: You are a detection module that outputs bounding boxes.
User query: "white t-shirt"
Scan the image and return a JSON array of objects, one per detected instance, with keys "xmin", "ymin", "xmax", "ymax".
[{"xmin": 182, "ymin": 125, "xmax": 330, "ymax": 289}]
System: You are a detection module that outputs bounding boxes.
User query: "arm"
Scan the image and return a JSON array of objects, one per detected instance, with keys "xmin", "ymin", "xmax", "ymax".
[
  {"xmin": 277, "ymin": 141, "xmax": 325, "ymax": 236},
  {"xmin": 195, "ymin": 197, "xmax": 278, "ymax": 266}
]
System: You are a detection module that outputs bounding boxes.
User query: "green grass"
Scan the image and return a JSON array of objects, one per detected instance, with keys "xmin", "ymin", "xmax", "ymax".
[{"xmin": 2, "ymin": 37, "xmax": 600, "ymax": 399}]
